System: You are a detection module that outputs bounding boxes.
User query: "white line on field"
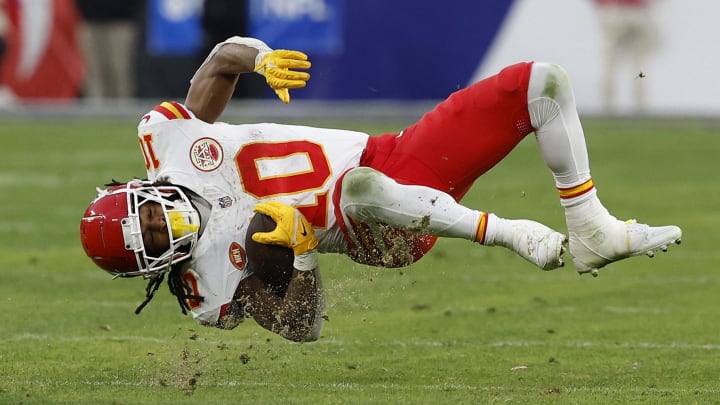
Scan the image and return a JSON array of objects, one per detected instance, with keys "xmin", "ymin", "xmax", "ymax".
[
  {"xmin": 3, "ymin": 333, "xmax": 172, "ymax": 344},
  {"xmin": 490, "ymin": 340, "xmax": 720, "ymax": 350},
  {"xmin": 4, "ymin": 333, "xmax": 720, "ymax": 351},
  {"xmin": 5, "ymin": 378, "xmax": 720, "ymax": 396}
]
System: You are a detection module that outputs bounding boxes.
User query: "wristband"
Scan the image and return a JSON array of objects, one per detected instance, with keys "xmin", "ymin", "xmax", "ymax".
[
  {"xmin": 222, "ymin": 36, "xmax": 272, "ymax": 62},
  {"xmin": 191, "ymin": 36, "xmax": 272, "ymax": 83},
  {"xmin": 293, "ymin": 250, "xmax": 318, "ymax": 272}
]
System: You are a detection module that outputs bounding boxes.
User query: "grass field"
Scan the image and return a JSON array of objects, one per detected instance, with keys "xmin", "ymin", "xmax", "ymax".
[{"xmin": 1, "ymin": 116, "xmax": 718, "ymax": 404}]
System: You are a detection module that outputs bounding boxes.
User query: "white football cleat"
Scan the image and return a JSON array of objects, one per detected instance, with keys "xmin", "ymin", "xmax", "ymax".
[
  {"xmin": 499, "ymin": 219, "xmax": 567, "ymax": 270},
  {"xmin": 569, "ymin": 218, "xmax": 682, "ymax": 276}
]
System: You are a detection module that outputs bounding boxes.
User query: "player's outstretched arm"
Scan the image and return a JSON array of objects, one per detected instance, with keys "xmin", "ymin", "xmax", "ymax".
[
  {"xmin": 185, "ymin": 40, "xmax": 259, "ymax": 123},
  {"xmin": 185, "ymin": 36, "xmax": 311, "ymax": 123}
]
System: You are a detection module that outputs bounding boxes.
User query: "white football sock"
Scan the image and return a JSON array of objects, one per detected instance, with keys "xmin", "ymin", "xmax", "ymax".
[
  {"xmin": 565, "ymin": 196, "xmax": 614, "ymax": 231},
  {"xmin": 527, "ymin": 62, "xmax": 596, "ymax": 208}
]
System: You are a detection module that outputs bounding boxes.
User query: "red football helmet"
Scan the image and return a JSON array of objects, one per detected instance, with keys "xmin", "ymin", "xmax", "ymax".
[{"xmin": 80, "ymin": 180, "xmax": 200, "ymax": 278}]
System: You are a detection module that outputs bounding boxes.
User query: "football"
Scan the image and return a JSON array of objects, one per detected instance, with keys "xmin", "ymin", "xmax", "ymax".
[{"xmin": 245, "ymin": 213, "xmax": 294, "ymax": 296}]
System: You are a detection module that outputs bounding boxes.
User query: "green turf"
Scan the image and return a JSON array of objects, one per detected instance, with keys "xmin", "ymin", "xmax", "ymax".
[{"xmin": 1, "ymin": 117, "xmax": 718, "ymax": 404}]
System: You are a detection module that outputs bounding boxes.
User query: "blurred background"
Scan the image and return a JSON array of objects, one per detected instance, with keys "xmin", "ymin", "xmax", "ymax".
[{"xmin": 0, "ymin": 0, "xmax": 716, "ymax": 118}]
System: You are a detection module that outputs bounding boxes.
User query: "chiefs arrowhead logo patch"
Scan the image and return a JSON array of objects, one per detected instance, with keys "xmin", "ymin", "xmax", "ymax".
[{"xmin": 190, "ymin": 137, "xmax": 223, "ymax": 172}]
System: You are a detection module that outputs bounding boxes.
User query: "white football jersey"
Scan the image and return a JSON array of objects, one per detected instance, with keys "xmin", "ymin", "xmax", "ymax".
[{"xmin": 137, "ymin": 101, "xmax": 368, "ymax": 326}]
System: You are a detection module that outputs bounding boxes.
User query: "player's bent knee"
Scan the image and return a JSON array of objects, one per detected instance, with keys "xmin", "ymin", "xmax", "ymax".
[
  {"xmin": 303, "ymin": 327, "xmax": 322, "ymax": 342},
  {"xmin": 531, "ymin": 62, "xmax": 574, "ymax": 104},
  {"xmin": 342, "ymin": 167, "xmax": 384, "ymax": 196},
  {"xmin": 533, "ymin": 62, "xmax": 569, "ymax": 84},
  {"xmin": 340, "ymin": 167, "xmax": 389, "ymax": 219}
]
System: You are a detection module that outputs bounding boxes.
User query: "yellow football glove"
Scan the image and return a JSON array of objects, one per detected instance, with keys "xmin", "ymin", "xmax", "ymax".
[
  {"xmin": 252, "ymin": 200, "xmax": 318, "ymax": 256},
  {"xmin": 254, "ymin": 50, "xmax": 311, "ymax": 104}
]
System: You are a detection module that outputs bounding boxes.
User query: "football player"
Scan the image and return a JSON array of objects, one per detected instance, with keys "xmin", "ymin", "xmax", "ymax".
[{"xmin": 80, "ymin": 36, "xmax": 681, "ymax": 342}]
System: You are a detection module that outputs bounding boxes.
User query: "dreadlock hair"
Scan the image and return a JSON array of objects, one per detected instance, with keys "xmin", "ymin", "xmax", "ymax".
[
  {"xmin": 105, "ymin": 179, "xmax": 131, "ymax": 187},
  {"xmin": 134, "ymin": 272, "xmax": 165, "ymax": 314},
  {"xmin": 167, "ymin": 263, "xmax": 204, "ymax": 315},
  {"xmin": 133, "ymin": 262, "xmax": 205, "ymax": 316}
]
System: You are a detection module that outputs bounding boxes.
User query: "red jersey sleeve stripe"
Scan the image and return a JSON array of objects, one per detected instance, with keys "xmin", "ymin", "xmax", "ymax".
[
  {"xmin": 161, "ymin": 101, "xmax": 188, "ymax": 120},
  {"xmin": 153, "ymin": 104, "xmax": 177, "ymax": 120},
  {"xmin": 168, "ymin": 101, "xmax": 192, "ymax": 119},
  {"xmin": 153, "ymin": 101, "xmax": 192, "ymax": 120}
]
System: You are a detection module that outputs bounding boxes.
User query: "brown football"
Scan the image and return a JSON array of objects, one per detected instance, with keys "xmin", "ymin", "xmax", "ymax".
[{"xmin": 245, "ymin": 213, "xmax": 294, "ymax": 296}]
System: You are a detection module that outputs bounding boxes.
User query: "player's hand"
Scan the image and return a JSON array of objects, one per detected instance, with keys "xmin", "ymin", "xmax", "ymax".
[
  {"xmin": 254, "ymin": 50, "xmax": 311, "ymax": 104},
  {"xmin": 252, "ymin": 201, "xmax": 318, "ymax": 255}
]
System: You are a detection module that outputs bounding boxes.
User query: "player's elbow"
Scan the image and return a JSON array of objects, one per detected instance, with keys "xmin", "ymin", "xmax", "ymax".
[
  {"xmin": 277, "ymin": 315, "xmax": 324, "ymax": 342},
  {"xmin": 278, "ymin": 323, "xmax": 318, "ymax": 342}
]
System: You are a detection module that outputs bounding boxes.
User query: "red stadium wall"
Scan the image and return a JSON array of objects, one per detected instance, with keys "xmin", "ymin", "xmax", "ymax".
[{"xmin": 0, "ymin": 0, "xmax": 84, "ymax": 100}]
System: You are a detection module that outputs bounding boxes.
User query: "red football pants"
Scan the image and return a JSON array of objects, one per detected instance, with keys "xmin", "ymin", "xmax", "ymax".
[
  {"xmin": 362, "ymin": 61, "xmax": 536, "ymax": 200},
  {"xmin": 338, "ymin": 62, "xmax": 536, "ymax": 266}
]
